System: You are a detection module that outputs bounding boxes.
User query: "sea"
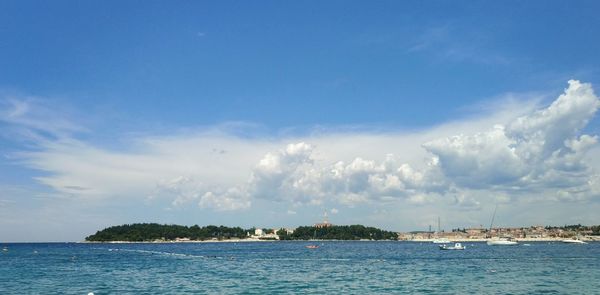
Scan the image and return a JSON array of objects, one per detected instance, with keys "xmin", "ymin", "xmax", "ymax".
[{"xmin": 1, "ymin": 241, "xmax": 599, "ymax": 294}]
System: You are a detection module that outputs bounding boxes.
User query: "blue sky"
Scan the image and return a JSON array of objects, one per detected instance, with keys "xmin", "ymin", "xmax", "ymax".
[{"xmin": 1, "ymin": 1, "xmax": 600, "ymax": 241}]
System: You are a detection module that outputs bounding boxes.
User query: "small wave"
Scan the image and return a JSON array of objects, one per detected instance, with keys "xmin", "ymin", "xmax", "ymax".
[
  {"xmin": 253, "ymin": 258, "xmax": 352, "ymax": 261},
  {"xmin": 106, "ymin": 248, "xmax": 209, "ymax": 259}
]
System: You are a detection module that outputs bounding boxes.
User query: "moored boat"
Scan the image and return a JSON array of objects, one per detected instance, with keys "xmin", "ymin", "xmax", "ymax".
[
  {"xmin": 431, "ymin": 217, "xmax": 451, "ymax": 244},
  {"xmin": 439, "ymin": 243, "xmax": 465, "ymax": 250},
  {"xmin": 486, "ymin": 204, "xmax": 518, "ymax": 246},
  {"xmin": 486, "ymin": 237, "xmax": 518, "ymax": 246},
  {"xmin": 432, "ymin": 238, "xmax": 451, "ymax": 244},
  {"xmin": 561, "ymin": 239, "xmax": 587, "ymax": 244}
]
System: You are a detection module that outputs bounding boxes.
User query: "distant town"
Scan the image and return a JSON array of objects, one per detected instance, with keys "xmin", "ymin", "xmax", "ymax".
[
  {"xmin": 260, "ymin": 219, "xmax": 600, "ymax": 242},
  {"xmin": 399, "ymin": 224, "xmax": 600, "ymax": 242},
  {"xmin": 248, "ymin": 221, "xmax": 600, "ymax": 242}
]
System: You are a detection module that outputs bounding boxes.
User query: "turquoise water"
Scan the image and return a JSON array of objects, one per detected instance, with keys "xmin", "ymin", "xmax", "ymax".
[{"xmin": 1, "ymin": 241, "xmax": 599, "ymax": 294}]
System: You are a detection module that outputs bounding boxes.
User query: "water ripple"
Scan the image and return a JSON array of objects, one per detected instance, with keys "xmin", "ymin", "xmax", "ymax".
[{"xmin": 1, "ymin": 241, "xmax": 599, "ymax": 294}]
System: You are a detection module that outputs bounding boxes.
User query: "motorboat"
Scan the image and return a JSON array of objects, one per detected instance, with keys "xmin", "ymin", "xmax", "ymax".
[
  {"xmin": 486, "ymin": 237, "xmax": 518, "ymax": 246},
  {"xmin": 439, "ymin": 243, "xmax": 465, "ymax": 250},
  {"xmin": 561, "ymin": 238, "xmax": 587, "ymax": 244},
  {"xmin": 432, "ymin": 238, "xmax": 451, "ymax": 244}
]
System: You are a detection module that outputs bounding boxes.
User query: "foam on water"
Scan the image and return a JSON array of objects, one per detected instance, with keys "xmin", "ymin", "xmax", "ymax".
[{"xmin": 106, "ymin": 248, "xmax": 209, "ymax": 259}]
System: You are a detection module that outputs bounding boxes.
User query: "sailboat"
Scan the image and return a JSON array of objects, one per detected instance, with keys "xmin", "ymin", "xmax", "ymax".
[
  {"xmin": 432, "ymin": 217, "xmax": 451, "ymax": 244},
  {"xmin": 306, "ymin": 229, "xmax": 320, "ymax": 249},
  {"xmin": 486, "ymin": 204, "xmax": 518, "ymax": 246}
]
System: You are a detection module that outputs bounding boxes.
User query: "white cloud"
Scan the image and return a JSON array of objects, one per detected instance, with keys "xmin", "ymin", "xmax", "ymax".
[
  {"xmin": 423, "ymin": 80, "xmax": 600, "ymax": 200},
  {"xmin": 199, "ymin": 188, "xmax": 250, "ymax": 211},
  {"xmin": 240, "ymin": 80, "xmax": 599, "ymax": 206},
  {"xmin": 0, "ymin": 97, "xmax": 85, "ymax": 142},
  {"xmin": 249, "ymin": 142, "xmax": 317, "ymax": 203},
  {"xmin": 406, "ymin": 193, "xmax": 436, "ymax": 205},
  {"xmin": 154, "ymin": 176, "xmax": 203, "ymax": 207},
  {"xmin": 452, "ymin": 194, "xmax": 482, "ymax": 211},
  {"xmin": 2, "ymin": 80, "xmax": 599, "ymax": 219}
]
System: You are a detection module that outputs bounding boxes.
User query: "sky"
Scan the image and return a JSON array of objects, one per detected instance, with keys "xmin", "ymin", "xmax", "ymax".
[{"xmin": 1, "ymin": 1, "xmax": 600, "ymax": 242}]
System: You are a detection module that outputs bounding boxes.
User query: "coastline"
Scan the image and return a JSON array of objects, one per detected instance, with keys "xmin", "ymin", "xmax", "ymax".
[
  {"xmin": 82, "ymin": 238, "xmax": 399, "ymax": 244},
  {"xmin": 82, "ymin": 238, "xmax": 272, "ymax": 244},
  {"xmin": 404, "ymin": 237, "xmax": 600, "ymax": 242},
  {"xmin": 81, "ymin": 236, "xmax": 599, "ymax": 243}
]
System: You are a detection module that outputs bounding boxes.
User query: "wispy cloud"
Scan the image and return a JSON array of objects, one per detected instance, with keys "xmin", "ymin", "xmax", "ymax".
[
  {"xmin": 0, "ymin": 97, "xmax": 86, "ymax": 143},
  {"xmin": 408, "ymin": 24, "xmax": 512, "ymax": 65}
]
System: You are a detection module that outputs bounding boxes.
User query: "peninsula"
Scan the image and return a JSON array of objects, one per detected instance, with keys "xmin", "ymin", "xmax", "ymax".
[{"xmin": 85, "ymin": 223, "xmax": 399, "ymax": 242}]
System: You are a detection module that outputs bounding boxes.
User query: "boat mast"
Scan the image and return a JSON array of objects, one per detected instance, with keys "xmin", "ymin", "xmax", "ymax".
[{"xmin": 489, "ymin": 204, "xmax": 498, "ymax": 236}]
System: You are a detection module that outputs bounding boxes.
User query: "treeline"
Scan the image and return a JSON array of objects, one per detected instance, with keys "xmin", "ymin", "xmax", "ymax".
[
  {"xmin": 85, "ymin": 223, "xmax": 399, "ymax": 242},
  {"xmin": 278, "ymin": 225, "xmax": 398, "ymax": 240},
  {"xmin": 85, "ymin": 223, "xmax": 249, "ymax": 242}
]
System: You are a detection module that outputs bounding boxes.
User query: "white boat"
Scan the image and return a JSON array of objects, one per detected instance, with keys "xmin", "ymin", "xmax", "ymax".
[
  {"xmin": 432, "ymin": 238, "xmax": 451, "ymax": 244},
  {"xmin": 486, "ymin": 238, "xmax": 518, "ymax": 246},
  {"xmin": 486, "ymin": 204, "xmax": 518, "ymax": 246},
  {"xmin": 439, "ymin": 243, "xmax": 466, "ymax": 250},
  {"xmin": 561, "ymin": 239, "xmax": 587, "ymax": 244}
]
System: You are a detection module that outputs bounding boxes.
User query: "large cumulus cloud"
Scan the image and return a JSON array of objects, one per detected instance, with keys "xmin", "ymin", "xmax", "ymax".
[
  {"xmin": 3, "ymin": 81, "xmax": 599, "ymax": 212},
  {"xmin": 423, "ymin": 80, "xmax": 599, "ymax": 196},
  {"xmin": 226, "ymin": 80, "xmax": 600, "ymax": 207}
]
